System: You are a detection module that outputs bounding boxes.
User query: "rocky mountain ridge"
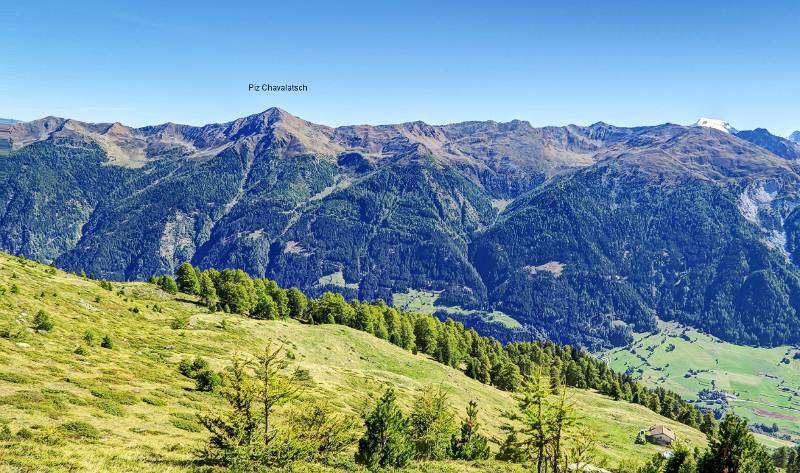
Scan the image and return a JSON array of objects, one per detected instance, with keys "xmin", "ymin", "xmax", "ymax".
[{"xmin": 4, "ymin": 109, "xmax": 800, "ymax": 348}]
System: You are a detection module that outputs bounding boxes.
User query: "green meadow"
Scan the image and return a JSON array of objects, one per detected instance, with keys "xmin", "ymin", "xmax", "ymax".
[
  {"xmin": 606, "ymin": 321, "xmax": 800, "ymax": 447},
  {"xmin": 0, "ymin": 253, "xmax": 705, "ymax": 472}
]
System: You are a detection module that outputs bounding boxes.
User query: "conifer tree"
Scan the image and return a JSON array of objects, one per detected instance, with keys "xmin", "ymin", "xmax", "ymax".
[
  {"xmin": 356, "ymin": 388, "xmax": 415, "ymax": 469},
  {"xmin": 199, "ymin": 272, "xmax": 218, "ymax": 308},
  {"xmin": 286, "ymin": 287, "xmax": 308, "ymax": 320},
  {"xmin": 159, "ymin": 275, "xmax": 178, "ymax": 295},
  {"xmin": 176, "ymin": 262, "xmax": 200, "ymax": 294},
  {"xmin": 410, "ymin": 387, "xmax": 456, "ymax": 461},
  {"xmin": 451, "ymin": 400, "xmax": 490, "ymax": 461},
  {"xmin": 698, "ymin": 415, "xmax": 774, "ymax": 473}
]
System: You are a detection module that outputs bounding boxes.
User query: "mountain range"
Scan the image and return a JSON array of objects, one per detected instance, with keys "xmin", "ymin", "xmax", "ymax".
[{"xmin": 3, "ymin": 109, "xmax": 800, "ymax": 349}]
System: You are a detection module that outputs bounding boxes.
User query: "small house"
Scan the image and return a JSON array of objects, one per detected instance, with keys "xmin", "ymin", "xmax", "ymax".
[{"xmin": 645, "ymin": 425, "xmax": 676, "ymax": 446}]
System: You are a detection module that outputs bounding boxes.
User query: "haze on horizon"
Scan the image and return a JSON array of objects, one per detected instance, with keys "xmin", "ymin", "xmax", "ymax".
[{"xmin": 2, "ymin": 0, "xmax": 799, "ymax": 136}]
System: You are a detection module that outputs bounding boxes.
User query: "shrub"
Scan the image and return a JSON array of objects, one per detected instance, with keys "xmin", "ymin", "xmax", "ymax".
[
  {"xmin": 74, "ymin": 345, "xmax": 87, "ymax": 355},
  {"xmin": 100, "ymin": 335, "xmax": 114, "ymax": 349},
  {"xmin": 33, "ymin": 310, "xmax": 53, "ymax": 332},
  {"xmin": 178, "ymin": 358, "xmax": 194, "ymax": 377},
  {"xmin": 10, "ymin": 284, "xmax": 19, "ymax": 294},
  {"xmin": 0, "ymin": 424, "xmax": 12, "ymax": 440},
  {"xmin": 171, "ymin": 417, "xmax": 202, "ymax": 432},
  {"xmin": 195, "ymin": 370, "xmax": 221, "ymax": 392},
  {"xmin": 159, "ymin": 276, "xmax": 178, "ymax": 295},
  {"xmin": 0, "ymin": 325, "xmax": 27, "ymax": 341},
  {"xmin": 142, "ymin": 396, "xmax": 166, "ymax": 406},
  {"xmin": 59, "ymin": 421, "xmax": 100, "ymax": 440},
  {"xmin": 83, "ymin": 331, "xmax": 95, "ymax": 346},
  {"xmin": 170, "ymin": 317, "xmax": 187, "ymax": 330},
  {"xmin": 0, "ymin": 372, "xmax": 32, "ymax": 384}
]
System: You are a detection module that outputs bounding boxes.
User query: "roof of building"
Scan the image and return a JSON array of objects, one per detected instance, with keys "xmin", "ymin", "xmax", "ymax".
[{"xmin": 647, "ymin": 425, "xmax": 676, "ymax": 440}]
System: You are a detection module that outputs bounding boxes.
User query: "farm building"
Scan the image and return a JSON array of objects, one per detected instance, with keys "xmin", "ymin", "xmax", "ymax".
[{"xmin": 645, "ymin": 425, "xmax": 676, "ymax": 446}]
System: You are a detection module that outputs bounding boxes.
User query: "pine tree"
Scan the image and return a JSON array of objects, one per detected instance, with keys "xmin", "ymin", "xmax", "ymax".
[
  {"xmin": 252, "ymin": 294, "xmax": 279, "ymax": 320},
  {"xmin": 356, "ymin": 388, "xmax": 415, "ymax": 469},
  {"xmin": 199, "ymin": 272, "xmax": 218, "ymax": 308},
  {"xmin": 176, "ymin": 262, "xmax": 200, "ymax": 294},
  {"xmin": 451, "ymin": 400, "xmax": 490, "ymax": 461},
  {"xmin": 700, "ymin": 411, "xmax": 717, "ymax": 436},
  {"xmin": 286, "ymin": 287, "xmax": 308, "ymax": 320},
  {"xmin": 409, "ymin": 387, "xmax": 456, "ymax": 461},
  {"xmin": 199, "ymin": 355, "xmax": 259, "ymax": 463},
  {"xmin": 698, "ymin": 415, "xmax": 774, "ymax": 473},
  {"xmin": 547, "ymin": 385, "xmax": 578, "ymax": 473},
  {"xmin": 159, "ymin": 275, "xmax": 178, "ymax": 295},
  {"xmin": 254, "ymin": 340, "xmax": 301, "ymax": 447},
  {"xmin": 413, "ymin": 316, "xmax": 439, "ymax": 355}
]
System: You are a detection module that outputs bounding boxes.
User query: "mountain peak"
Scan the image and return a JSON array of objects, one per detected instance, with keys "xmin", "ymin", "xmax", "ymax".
[
  {"xmin": 693, "ymin": 117, "xmax": 737, "ymax": 134},
  {"xmin": 790, "ymin": 131, "xmax": 800, "ymax": 144}
]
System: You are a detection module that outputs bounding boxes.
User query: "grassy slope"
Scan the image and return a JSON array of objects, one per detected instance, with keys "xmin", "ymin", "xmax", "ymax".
[
  {"xmin": 393, "ymin": 289, "xmax": 523, "ymax": 330},
  {"xmin": 605, "ymin": 321, "xmax": 800, "ymax": 447},
  {"xmin": 0, "ymin": 254, "xmax": 705, "ymax": 472}
]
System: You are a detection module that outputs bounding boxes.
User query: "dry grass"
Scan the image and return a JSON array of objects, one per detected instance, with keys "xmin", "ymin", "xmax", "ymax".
[{"xmin": 0, "ymin": 254, "xmax": 705, "ymax": 472}]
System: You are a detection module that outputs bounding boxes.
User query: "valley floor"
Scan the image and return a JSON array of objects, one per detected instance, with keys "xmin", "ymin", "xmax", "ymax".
[{"xmin": 606, "ymin": 321, "xmax": 800, "ymax": 447}]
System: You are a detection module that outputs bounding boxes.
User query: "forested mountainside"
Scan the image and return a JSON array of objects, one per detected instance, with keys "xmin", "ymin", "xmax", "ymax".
[{"xmin": 3, "ymin": 109, "xmax": 800, "ymax": 348}]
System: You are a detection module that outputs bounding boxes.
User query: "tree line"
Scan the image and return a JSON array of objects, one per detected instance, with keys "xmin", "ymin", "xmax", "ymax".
[
  {"xmin": 151, "ymin": 262, "xmax": 714, "ymax": 434},
  {"xmin": 195, "ymin": 340, "xmax": 773, "ymax": 472}
]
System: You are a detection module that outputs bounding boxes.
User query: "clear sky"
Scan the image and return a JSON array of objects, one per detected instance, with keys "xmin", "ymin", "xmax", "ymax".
[{"xmin": 3, "ymin": 0, "xmax": 799, "ymax": 135}]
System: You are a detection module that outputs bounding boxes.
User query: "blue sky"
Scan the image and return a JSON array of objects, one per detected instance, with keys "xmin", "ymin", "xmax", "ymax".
[{"xmin": 3, "ymin": 0, "xmax": 799, "ymax": 135}]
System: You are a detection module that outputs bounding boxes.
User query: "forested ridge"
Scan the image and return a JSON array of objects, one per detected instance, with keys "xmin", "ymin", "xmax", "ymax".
[{"xmin": 5, "ymin": 110, "xmax": 800, "ymax": 350}]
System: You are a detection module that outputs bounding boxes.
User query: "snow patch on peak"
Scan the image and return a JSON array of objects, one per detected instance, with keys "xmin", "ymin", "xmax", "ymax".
[
  {"xmin": 789, "ymin": 131, "xmax": 800, "ymax": 144},
  {"xmin": 693, "ymin": 118, "xmax": 737, "ymax": 134}
]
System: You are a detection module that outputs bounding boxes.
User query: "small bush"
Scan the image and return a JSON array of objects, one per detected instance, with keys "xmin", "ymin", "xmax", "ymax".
[
  {"xmin": 195, "ymin": 370, "xmax": 221, "ymax": 392},
  {"xmin": 142, "ymin": 396, "xmax": 166, "ymax": 406},
  {"xmin": 10, "ymin": 284, "xmax": 19, "ymax": 294},
  {"xmin": 0, "ymin": 372, "xmax": 32, "ymax": 384},
  {"xmin": 59, "ymin": 421, "xmax": 100, "ymax": 440},
  {"xmin": 100, "ymin": 335, "xmax": 114, "ymax": 349},
  {"xmin": 33, "ymin": 310, "xmax": 53, "ymax": 332},
  {"xmin": 94, "ymin": 295, "xmax": 102, "ymax": 303},
  {"xmin": 178, "ymin": 358, "xmax": 194, "ymax": 377},
  {"xmin": 93, "ymin": 399, "xmax": 125, "ymax": 417},
  {"xmin": 90, "ymin": 388, "xmax": 138, "ymax": 405},
  {"xmin": 0, "ymin": 325, "xmax": 27, "ymax": 341},
  {"xmin": 170, "ymin": 317, "xmax": 187, "ymax": 330},
  {"xmin": 83, "ymin": 331, "xmax": 96, "ymax": 346},
  {"xmin": 74, "ymin": 345, "xmax": 87, "ymax": 356},
  {"xmin": 170, "ymin": 417, "xmax": 201, "ymax": 432}
]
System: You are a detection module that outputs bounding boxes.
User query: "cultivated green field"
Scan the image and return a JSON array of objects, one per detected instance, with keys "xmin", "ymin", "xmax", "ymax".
[
  {"xmin": 0, "ymin": 254, "xmax": 706, "ymax": 472},
  {"xmin": 393, "ymin": 289, "xmax": 522, "ymax": 330},
  {"xmin": 605, "ymin": 321, "xmax": 800, "ymax": 447}
]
